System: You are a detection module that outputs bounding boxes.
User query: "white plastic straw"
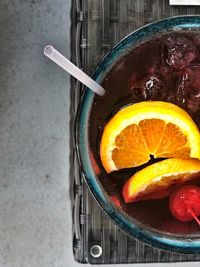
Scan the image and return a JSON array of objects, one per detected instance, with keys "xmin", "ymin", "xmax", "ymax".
[{"xmin": 44, "ymin": 45, "xmax": 105, "ymax": 96}]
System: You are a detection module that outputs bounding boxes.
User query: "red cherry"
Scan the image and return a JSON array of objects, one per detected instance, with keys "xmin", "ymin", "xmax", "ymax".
[{"xmin": 169, "ymin": 185, "xmax": 200, "ymax": 225}]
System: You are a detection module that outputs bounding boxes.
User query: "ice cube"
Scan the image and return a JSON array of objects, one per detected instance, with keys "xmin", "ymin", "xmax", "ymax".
[
  {"xmin": 175, "ymin": 71, "xmax": 189, "ymax": 107},
  {"xmin": 186, "ymin": 90, "xmax": 200, "ymax": 113},
  {"xmin": 162, "ymin": 34, "xmax": 198, "ymax": 70},
  {"xmin": 175, "ymin": 66, "xmax": 200, "ymax": 113},
  {"xmin": 130, "ymin": 74, "xmax": 166, "ymax": 101}
]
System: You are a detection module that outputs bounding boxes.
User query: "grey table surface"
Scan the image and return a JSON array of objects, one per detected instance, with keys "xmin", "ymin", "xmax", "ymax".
[{"xmin": 0, "ymin": 0, "xmax": 200, "ymax": 267}]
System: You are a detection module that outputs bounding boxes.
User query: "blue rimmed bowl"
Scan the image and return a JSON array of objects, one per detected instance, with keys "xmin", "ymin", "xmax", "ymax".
[{"xmin": 76, "ymin": 16, "xmax": 200, "ymax": 253}]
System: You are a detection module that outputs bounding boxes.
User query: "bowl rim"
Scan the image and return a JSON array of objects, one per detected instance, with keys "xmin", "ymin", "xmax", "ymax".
[{"xmin": 75, "ymin": 15, "xmax": 200, "ymax": 253}]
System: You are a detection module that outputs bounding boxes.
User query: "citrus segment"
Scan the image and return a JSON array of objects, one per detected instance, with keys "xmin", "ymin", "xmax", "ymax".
[
  {"xmin": 100, "ymin": 101, "xmax": 200, "ymax": 173},
  {"xmin": 122, "ymin": 158, "xmax": 200, "ymax": 203},
  {"xmin": 138, "ymin": 119, "xmax": 166, "ymax": 153},
  {"xmin": 155, "ymin": 123, "xmax": 188, "ymax": 157},
  {"xmin": 158, "ymin": 147, "xmax": 191, "ymax": 158},
  {"xmin": 115, "ymin": 124, "xmax": 147, "ymax": 151},
  {"xmin": 112, "ymin": 149, "xmax": 149, "ymax": 169}
]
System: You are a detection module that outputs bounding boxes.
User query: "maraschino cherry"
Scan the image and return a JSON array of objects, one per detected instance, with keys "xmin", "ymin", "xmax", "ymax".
[{"xmin": 169, "ymin": 185, "xmax": 200, "ymax": 225}]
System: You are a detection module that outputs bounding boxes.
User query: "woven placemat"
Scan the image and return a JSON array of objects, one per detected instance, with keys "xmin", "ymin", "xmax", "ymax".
[{"xmin": 71, "ymin": 0, "xmax": 200, "ymax": 263}]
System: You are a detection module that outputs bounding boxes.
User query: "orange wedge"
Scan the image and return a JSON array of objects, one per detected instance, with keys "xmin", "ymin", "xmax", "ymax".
[
  {"xmin": 100, "ymin": 101, "xmax": 200, "ymax": 173},
  {"xmin": 122, "ymin": 158, "xmax": 200, "ymax": 203}
]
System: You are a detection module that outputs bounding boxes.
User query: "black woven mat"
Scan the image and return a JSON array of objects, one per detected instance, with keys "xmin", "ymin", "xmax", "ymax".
[{"xmin": 71, "ymin": 0, "xmax": 200, "ymax": 264}]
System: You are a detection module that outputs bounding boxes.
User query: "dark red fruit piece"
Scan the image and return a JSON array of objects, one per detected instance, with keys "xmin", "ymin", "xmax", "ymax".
[
  {"xmin": 131, "ymin": 74, "xmax": 166, "ymax": 101},
  {"xmin": 169, "ymin": 185, "xmax": 200, "ymax": 223},
  {"xmin": 162, "ymin": 34, "xmax": 198, "ymax": 70},
  {"xmin": 110, "ymin": 196, "xmax": 122, "ymax": 208}
]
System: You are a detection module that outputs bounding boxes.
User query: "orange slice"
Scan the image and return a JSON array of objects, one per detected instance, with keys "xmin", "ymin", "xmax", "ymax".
[
  {"xmin": 122, "ymin": 158, "xmax": 200, "ymax": 203},
  {"xmin": 100, "ymin": 101, "xmax": 200, "ymax": 173}
]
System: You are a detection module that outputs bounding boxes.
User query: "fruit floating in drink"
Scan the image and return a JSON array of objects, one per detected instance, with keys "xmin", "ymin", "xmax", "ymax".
[
  {"xmin": 88, "ymin": 32, "xmax": 200, "ymax": 234},
  {"xmin": 169, "ymin": 185, "xmax": 200, "ymax": 225}
]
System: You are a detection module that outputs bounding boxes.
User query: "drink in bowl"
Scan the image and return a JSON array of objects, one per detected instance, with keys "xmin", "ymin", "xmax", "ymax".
[{"xmin": 76, "ymin": 16, "xmax": 200, "ymax": 253}]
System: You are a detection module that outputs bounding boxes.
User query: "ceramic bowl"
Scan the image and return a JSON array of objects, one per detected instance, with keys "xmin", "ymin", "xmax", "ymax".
[{"xmin": 76, "ymin": 16, "xmax": 200, "ymax": 253}]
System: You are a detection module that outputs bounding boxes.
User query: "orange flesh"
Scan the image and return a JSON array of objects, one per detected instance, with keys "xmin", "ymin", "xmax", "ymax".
[{"xmin": 112, "ymin": 119, "xmax": 190, "ymax": 169}]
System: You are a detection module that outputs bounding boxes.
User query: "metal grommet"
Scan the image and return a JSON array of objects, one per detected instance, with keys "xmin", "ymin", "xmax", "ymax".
[{"xmin": 90, "ymin": 245, "xmax": 102, "ymax": 258}]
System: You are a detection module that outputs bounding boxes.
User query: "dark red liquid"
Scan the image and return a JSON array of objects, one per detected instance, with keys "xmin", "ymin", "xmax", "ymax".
[{"xmin": 88, "ymin": 32, "xmax": 200, "ymax": 235}]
